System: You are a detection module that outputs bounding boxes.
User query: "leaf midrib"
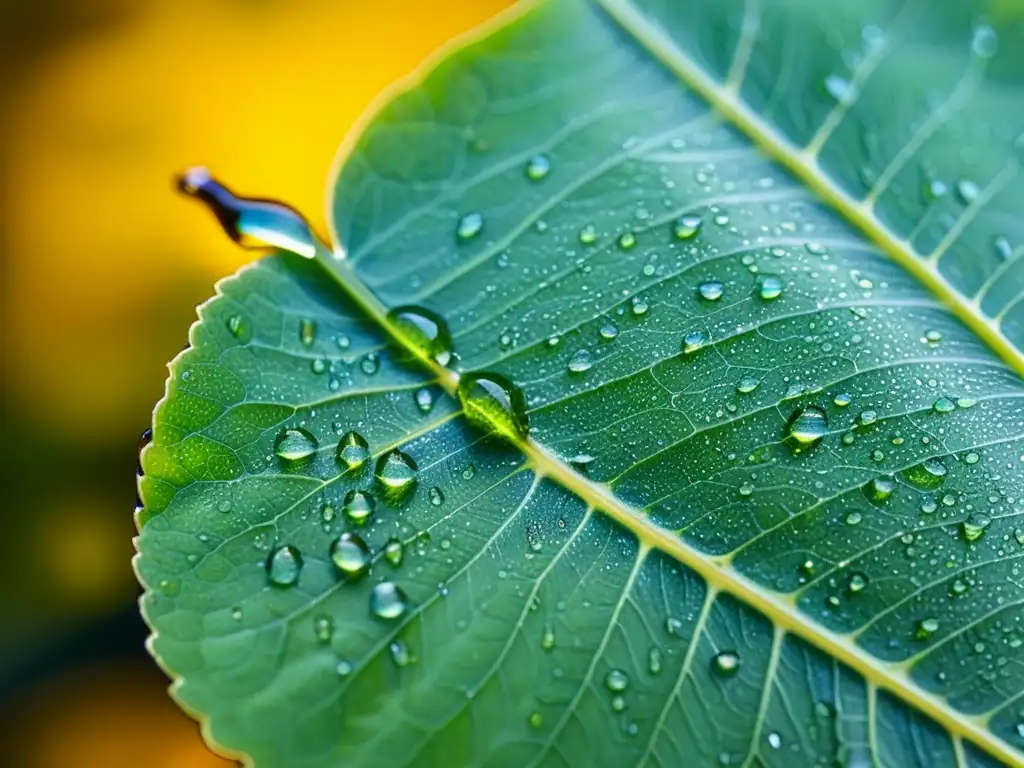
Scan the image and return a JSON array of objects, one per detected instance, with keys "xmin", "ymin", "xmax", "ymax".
[{"xmin": 314, "ymin": 0, "xmax": 1022, "ymax": 763}]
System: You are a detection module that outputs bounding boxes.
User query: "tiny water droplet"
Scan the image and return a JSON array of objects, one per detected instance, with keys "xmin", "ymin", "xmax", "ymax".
[
  {"xmin": 314, "ymin": 614, "xmax": 333, "ymax": 644},
  {"xmin": 604, "ymin": 669, "xmax": 629, "ymax": 692},
  {"xmin": 932, "ymin": 397, "xmax": 956, "ymax": 413},
  {"xmin": 389, "ymin": 640, "xmax": 413, "ymax": 667},
  {"xmin": 541, "ymin": 625, "xmax": 555, "ymax": 650},
  {"xmin": 457, "ymin": 212, "xmax": 484, "ymax": 240},
  {"xmin": 848, "ymin": 572, "xmax": 868, "ymax": 593},
  {"xmin": 648, "ymin": 647, "xmax": 663, "ymax": 675},
  {"xmin": 525, "ymin": 154, "xmax": 552, "ymax": 181},
  {"xmin": 370, "ymin": 581, "xmax": 409, "ymax": 620},
  {"xmin": 846, "ymin": 511, "xmax": 862, "ymax": 526},
  {"xmin": 375, "ymin": 451, "xmax": 418, "ymax": 503},
  {"xmin": 611, "ymin": 695, "xmax": 627, "ymax": 712},
  {"xmin": 618, "ymin": 232, "xmax": 637, "ymax": 250},
  {"xmin": 951, "ymin": 578, "xmax": 969, "ymax": 596},
  {"xmin": 568, "ymin": 349, "xmax": 593, "ymax": 373},
  {"xmin": 785, "ymin": 405, "xmax": 828, "ymax": 448},
  {"xmin": 457, "ymin": 372, "xmax": 529, "ymax": 439},
  {"xmin": 414, "ymin": 387, "xmax": 435, "ymax": 413},
  {"xmin": 274, "ymin": 428, "xmax": 318, "ymax": 462},
  {"xmin": 698, "ymin": 280, "xmax": 724, "ymax": 301},
  {"xmin": 833, "ymin": 392, "xmax": 852, "ymax": 407},
  {"xmin": 902, "ymin": 457, "xmax": 947, "ymax": 490},
  {"xmin": 923, "ymin": 329, "xmax": 942, "ymax": 344},
  {"xmin": 916, "ymin": 618, "xmax": 940, "ymax": 639},
  {"xmin": 384, "ymin": 537, "xmax": 404, "ymax": 566},
  {"xmin": 682, "ymin": 330, "xmax": 706, "ymax": 354},
  {"xmin": 630, "ymin": 297, "xmax": 649, "ymax": 316},
  {"xmin": 342, "ymin": 490, "xmax": 376, "ymax": 525},
  {"xmin": 955, "ymin": 179, "xmax": 980, "ymax": 204},
  {"xmin": 712, "ymin": 651, "xmax": 741, "ymax": 677},
  {"xmin": 360, "ymin": 353, "xmax": 380, "ymax": 376},
  {"xmin": 673, "ymin": 214, "xmax": 703, "ymax": 240},
  {"xmin": 428, "ymin": 486, "xmax": 445, "ymax": 506},
  {"xmin": 863, "ymin": 476, "xmax": 895, "ymax": 504},
  {"xmin": 266, "ymin": 545, "xmax": 303, "ymax": 587},
  {"xmin": 331, "ymin": 532, "xmax": 371, "ymax": 577},
  {"xmin": 578, "ymin": 224, "xmax": 598, "ymax": 245},
  {"xmin": 767, "ymin": 733, "xmax": 782, "ymax": 750},
  {"xmin": 336, "ymin": 659, "xmax": 353, "ymax": 676},
  {"xmin": 337, "ymin": 431, "xmax": 369, "ymax": 470},
  {"xmin": 758, "ymin": 275, "xmax": 783, "ymax": 301},
  {"xmin": 387, "ymin": 306, "xmax": 453, "ymax": 366},
  {"xmin": 599, "ymin": 323, "xmax": 619, "ymax": 341}
]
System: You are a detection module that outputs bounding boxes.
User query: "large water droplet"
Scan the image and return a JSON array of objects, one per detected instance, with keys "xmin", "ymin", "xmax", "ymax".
[
  {"xmin": 932, "ymin": 397, "xmax": 956, "ymax": 414},
  {"xmin": 568, "ymin": 349, "xmax": 593, "ymax": 373},
  {"xmin": 375, "ymin": 451, "xmax": 418, "ymax": 504},
  {"xmin": 901, "ymin": 457, "xmax": 947, "ymax": 490},
  {"xmin": 698, "ymin": 280, "xmax": 724, "ymax": 301},
  {"xmin": 962, "ymin": 515, "xmax": 990, "ymax": 542},
  {"xmin": 785, "ymin": 405, "xmax": 828, "ymax": 448},
  {"xmin": 712, "ymin": 651, "xmax": 741, "ymax": 677},
  {"xmin": 457, "ymin": 372, "xmax": 529, "ymax": 439},
  {"xmin": 758, "ymin": 276, "xmax": 783, "ymax": 301},
  {"xmin": 342, "ymin": 490, "xmax": 376, "ymax": 526},
  {"xmin": 266, "ymin": 544, "xmax": 303, "ymax": 587},
  {"xmin": 681, "ymin": 330, "xmax": 706, "ymax": 355},
  {"xmin": 176, "ymin": 167, "xmax": 318, "ymax": 258},
  {"xmin": 274, "ymin": 428, "xmax": 318, "ymax": 462},
  {"xmin": 604, "ymin": 669, "xmax": 629, "ymax": 692},
  {"xmin": 331, "ymin": 533, "xmax": 371, "ymax": 577},
  {"xmin": 386, "ymin": 306, "xmax": 453, "ymax": 366},
  {"xmin": 457, "ymin": 212, "xmax": 484, "ymax": 241},
  {"xmin": 337, "ymin": 431, "xmax": 369, "ymax": 470},
  {"xmin": 384, "ymin": 537, "xmax": 404, "ymax": 567},
  {"xmin": 673, "ymin": 214, "xmax": 703, "ymax": 240},
  {"xmin": 370, "ymin": 581, "xmax": 409, "ymax": 620},
  {"xmin": 525, "ymin": 154, "xmax": 552, "ymax": 181},
  {"xmin": 863, "ymin": 476, "xmax": 895, "ymax": 504},
  {"xmin": 736, "ymin": 376, "xmax": 759, "ymax": 394}
]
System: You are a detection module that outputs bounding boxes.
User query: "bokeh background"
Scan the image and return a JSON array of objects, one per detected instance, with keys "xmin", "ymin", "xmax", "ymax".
[{"xmin": 0, "ymin": 1, "xmax": 511, "ymax": 764}]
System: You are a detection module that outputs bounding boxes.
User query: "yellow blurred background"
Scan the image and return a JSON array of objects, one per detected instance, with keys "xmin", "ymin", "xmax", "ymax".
[{"xmin": 0, "ymin": 1, "xmax": 510, "ymax": 764}]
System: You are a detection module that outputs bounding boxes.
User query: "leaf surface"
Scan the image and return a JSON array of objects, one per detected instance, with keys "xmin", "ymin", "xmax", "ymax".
[{"xmin": 137, "ymin": 0, "xmax": 1024, "ymax": 765}]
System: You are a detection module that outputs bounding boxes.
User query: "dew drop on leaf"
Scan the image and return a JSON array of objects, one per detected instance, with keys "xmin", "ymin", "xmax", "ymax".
[
  {"xmin": 847, "ymin": 572, "xmax": 868, "ymax": 593},
  {"xmin": 698, "ymin": 280, "xmax": 724, "ymax": 301},
  {"xmin": 342, "ymin": 490, "xmax": 376, "ymax": 525},
  {"xmin": 456, "ymin": 211, "xmax": 484, "ymax": 241},
  {"xmin": 336, "ymin": 660, "xmax": 353, "ymax": 677},
  {"xmin": 568, "ymin": 349, "xmax": 594, "ymax": 373},
  {"xmin": 274, "ymin": 428, "xmax": 318, "ymax": 462},
  {"xmin": 314, "ymin": 614, "xmax": 333, "ymax": 644},
  {"xmin": 370, "ymin": 581, "xmax": 409, "ymax": 620},
  {"xmin": 389, "ymin": 640, "xmax": 413, "ymax": 666},
  {"xmin": 331, "ymin": 532, "xmax": 371, "ymax": 577},
  {"xmin": 785, "ymin": 405, "xmax": 828, "ymax": 448},
  {"xmin": 457, "ymin": 372, "xmax": 530, "ymax": 439},
  {"xmin": 299, "ymin": 318, "xmax": 316, "ymax": 347},
  {"xmin": 374, "ymin": 451, "xmax": 419, "ymax": 504},
  {"xmin": 630, "ymin": 297, "xmax": 649, "ymax": 316},
  {"xmin": 266, "ymin": 545, "xmax": 303, "ymax": 587},
  {"xmin": 833, "ymin": 392, "xmax": 852, "ymax": 407},
  {"xmin": 414, "ymin": 387, "xmax": 434, "ymax": 414},
  {"xmin": 955, "ymin": 179, "xmax": 980, "ymax": 204},
  {"xmin": 712, "ymin": 651, "xmax": 741, "ymax": 677},
  {"xmin": 360, "ymin": 353, "xmax": 380, "ymax": 375},
  {"xmin": 541, "ymin": 625, "xmax": 555, "ymax": 650},
  {"xmin": 673, "ymin": 214, "xmax": 703, "ymax": 240},
  {"xmin": 962, "ymin": 515, "xmax": 991, "ymax": 541},
  {"xmin": 599, "ymin": 323, "xmax": 619, "ymax": 341},
  {"xmin": 902, "ymin": 457, "xmax": 947, "ymax": 490},
  {"xmin": 578, "ymin": 224, "xmax": 598, "ymax": 245},
  {"xmin": 337, "ymin": 430, "xmax": 369, "ymax": 470},
  {"xmin": 604, "ymin": 669, "xmax": 630, "ymax": 692},
  {"xmin": 618, "ymin": 231, "xmax": 637, "ymax": 250},
  {"xmin": 384, "ymin": 537, "xmax": 404, "ymax": 567},
  {"xmin": 916, "ymin": 618, "xmax": 940, "ymax": 639},
  {"xmin": 529, "ymin": 712, "xmax": 544, "ymax": 729},
  {"xmin": 428, "ymin": 486, "xmax": 445, "ymax": 506},
  {"xmin": 863, "ymin": 476, "xmax": 895, "ymax": 504},
  {"xmin": 648, "ymin": 647, "xmax": 663, "ymax": 675},
  {"xmin": 682, "ymin": 330, "xmax": 706, "ymax": 354},
  {"xmin": 736, "ymin": 376, "xmax": 759, "ymax": 394},
  {"xmin": 525, "ymin": 154, "xmax": 552, "ymax": 181},
  {"xmin": 386, "ymin": 306, "xmax": 454, "ymax": 366},
  {"xmin": 758, "ymin": 275, "xmax": 783, "ymax": 300},
  {"xmin": 932, "ymin": 397, "xmax": 956, "ymax": 414}
]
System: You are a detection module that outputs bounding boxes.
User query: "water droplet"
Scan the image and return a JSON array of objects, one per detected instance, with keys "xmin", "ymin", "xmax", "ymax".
[
  {"xmin": 611, "ymin": 695, "xmax": 627, "ymax": 712},
  {"xmin": 920, "ymin": 498, "xmax": 938, "ymax": 514},
  {"xmin": 863, "ymin": 476, "xmax": 895, "ymax": 504},
  {"xmin": 858, "ymin": 410, "xmax": 877, "ymax": 426},
  {"xmin": 176, "ymin": 167, "xmax": 318, "ymax": 258},
  {"xmin": 375, "ymin": 451, "xmax": 418, "ymax": 503},
  {"xmin": 217, "ymin": 498, "xmax": 233, "ymax": 514},
  {"xmin": 428, "ymin": 486, "xmax": 445, "ymax": 506},
  {"xmin": 933, "ymin": 397, "xmax": 956, "ymax": 414},
  {"xmin": 342, "ymin": 490, "xmax": 376, "ymax": 525},
  {"xmin": 682, "ymin": 330, "xmax": 706, "ymax": 354},
  {"xmin": 767, "ymin": 733, "xmax": 782, "ymax": 750},
  {"xmin": 736, "ymin": 376, "xmax": 759, "ymax": 394},
  {"xmin": 529, "ymin": 712, "xmax": 544, "ymax": 729},
  {"xmin": 579, "ymin": 224, "xmax": 598, "ymax": 245},
  {"xmin": 924, "ymin": 329, "xmax": 942, "ymax": 344},
  {"xmin": 387, "ymin": 306, "xmax": 453, "ymax": 366},
  {"xmin": 951, "ymin": 578, "xmax": 969, "ymax": 596},
  {"xmin": 568, "ymin": 349, "xmax": 593, "ymax": 373},
  {"xmin": 384, "ymin": 537, "xmax": 404, "ymax": 567},
  {"xmin": 758, "ymin": 276, "xmax": 783, "ymax": 301},
  {"xmin": 311, "ymin": 358, "xmax": 326, "ymax": 374},
  {"xmin": 414, "ymin": 387, "xmax": 435, "ymax": 414},
  {"xmin": 541, "ymin": 625, "xmax": 555, "ymax": 650},
  {"xmin": 360, "ymin": 353, "xmax": 380, "ymax": 376},
  {"xmin": 266, "ymin": 544, "xmax": 303, "ymax": 587},
  {"xmin": 848, "ymin": 572, "xmax": 868, "ymax": 593},
  {"xmin": 618, "ymin": 232, "xmax": 637, "ymax": 250},
  {"xmin": 916, "ymin": 618, "xmax": 940, "ymax": 639},
  {"xmin": 824, "ymin": 74, "xmax": 855, "ymax": 105},
  {"xmin": 457, "ymin": 212, "xmax": 484, "ymax": 241},
  {"xmin": 331, "ymin": 532, "xmax": 371, "ymax": 577},
  {"xmin": 525, "ymin": 154, "xmax": 552, "ymax": 181},
  {"xmin": 785, "ymin": 405, "xmax": 828, "ymax": 448},
  {"xmin": 389, "ymin": 640, "xmax": 413, "ymax": 667},
  {"xmin": 955, "ymin": 179, "xmax": 980, "ymax": 205},
  {"xmin": 902, "ymin": 457, "xmax": 947, "ymax": 490},
  {"xmin": 599, "ymin": 323, "xmax": 619, "ymax": 341},
  {"xmin": 274, "ymin": 428, "xmax": 318, "ymax": 462},
  {"xmin": 712, "ymin": 651, "xmax": 741, "ymax": 677},
  {"xmin": 673, "ymin": 214, "xmax": 703, "ymax": 240},
  {"xmin": 457, "ymin": 372, "xmax": 529, "ymax": 439},
  {"xmin": 337, "ymin": 431, "xmax": 369, "ymax": 470},
  {"xmin": 299, "ymin": 318, "xmax": 316, "ymax": 348},
  {"xmin": 1014, "ymin": 528, "xmax": 1024, "ymax": 546},
  {"xmin": 604, "ymin": 669, "xmax": 629, "ymax": 692},
  {"xmin": 846, "ymin": 511, "xmax": 862, "ymax": 526},
  {"xmin": 994, "ymin": 235, "xmax": 1013, "ymax": 260},
  {"xmin": 314, "ymin": 614, "xmax": 333, "ymax": 644},
  {"xmin": 630, "ymin": 297, "xmax": 649, "ymax": 316},
  {"xmin": 962, "ymin": 515, "xmax": 990, "ymax": 542},
  {"xmin": 648, "ymin": 647, "xmax": 663, "ymax": 675},
  {"xmin": 833, "ymin": 393, "xmax": 852, "ymax": 407},
  {"xmin": 336, "ymin": 659, "xmax": 353, "ymax": 676},
  {"xmin": 227, "ymin": 314, "xmax": 249, "ymax": 340},
  {"xmin": 370, "ymin": 581, "xmax": 409, "ymax": 620},
  {"xmin": 698, "ymin": 280, "xmax": 724, "ymax": 301}
]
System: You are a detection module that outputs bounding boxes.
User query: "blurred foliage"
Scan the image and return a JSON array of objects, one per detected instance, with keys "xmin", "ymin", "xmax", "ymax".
[{"xmin": 0, "ymin": 0, "xmax": 510, "ymax": 764}]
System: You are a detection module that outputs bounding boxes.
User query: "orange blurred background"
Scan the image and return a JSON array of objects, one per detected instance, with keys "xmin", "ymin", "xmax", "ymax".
[{"xmin": 0, "ymin": 1, "xmax": 510, "ymax": 764}]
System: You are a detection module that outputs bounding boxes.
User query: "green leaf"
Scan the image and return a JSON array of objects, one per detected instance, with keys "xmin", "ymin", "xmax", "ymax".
[{"xmin": 137, "ymin": 0, "xmax": 1024, "ymax": 765}]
